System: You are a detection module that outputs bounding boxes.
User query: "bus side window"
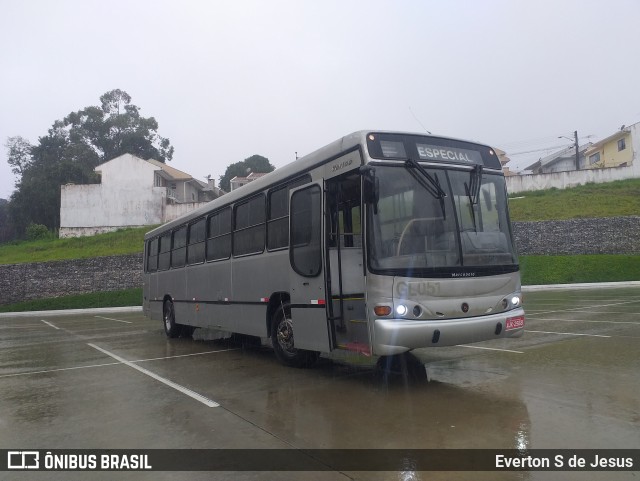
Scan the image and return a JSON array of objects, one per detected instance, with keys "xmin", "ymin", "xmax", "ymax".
[
  {"xmin": 147, "ymin": 238, "xmax": 159, "ymax": 272},
  {"xmin": 290, "ymin": 185, "xmax": 322, "ymax": 277},
  {"xmin": 267, "ymin": 185, "xmax": 289, "ymax": 250},
  {"xmin": 187, "ymin": 218, "xmax": 206, "ymax": 265},
  {"xmin": 267, "ymin": 175, "xmax": 311, "ymax": 251},
  {"xmin": 158, "ymin": 233, "xmax": 172, "ymax": 271},
  {"xmin": 328, "ymin": 175, "xmax": 362, "ymax": 248},
  {"xmin": 171, "ymin": 226, "xmax": 187, "ymax": 268},
  {"xmin": 233, "ymin": 195, "xmax": 265, "ymax": 257},
  {"xmin": 206, "ymin": 208, "xmax": 232, "ymax": 261}
]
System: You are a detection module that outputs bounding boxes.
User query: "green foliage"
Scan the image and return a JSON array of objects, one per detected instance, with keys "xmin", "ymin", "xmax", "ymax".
[
  {"xmin": 5, "ymin": 136, "xmax": 33, "ymax": 175},
  {"xmin": 219, "ymin": 154, "xmax": 275, "ymax": 192},
  {"xmin": 0, "ymin": 226, "xmax": 151, "ymax": 265},
  {"xmin": 509, "ymin": 179, "xmax": 640, "ymax": 221},
  {"xmin": 4, "ymin": 89, "xmax": 174, "ymax": 237},
  {"xmin": 25, "ymin": 223, "xmax": 53, "ymax": 241},
  {"xmin": 0, "ymin": 198, "xmax": 15, "ymax": 243},
  {"xmin": 519, "ymin": 255, "xmax": 640, "ymax": 285},
  {"xmin": 0, "ymin": 288, "xmax": 142, "ymax": 313}
]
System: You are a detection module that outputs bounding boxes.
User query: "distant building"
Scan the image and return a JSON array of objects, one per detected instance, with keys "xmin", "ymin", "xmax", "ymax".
[
  {"xmin": 59, "ymin": 154, "xmax": 225, "ymax": 238},
  {"xmin": 506, "ymin": 122, "xmax": 640, "ymax": 194},
  {"xmin": 523, "ymin": 143, "xmax": 592, "ymax": 174},
  {"xmin": 229, "ymin": 171, "xmax": 268, "ymax": 191},
  {"xmin": 494, "ymin": 147, "xmax": 516, "ymax": 176},
  {"xmin": 584, "ymin": 122, "xmax": 639, "ymax": 169}
]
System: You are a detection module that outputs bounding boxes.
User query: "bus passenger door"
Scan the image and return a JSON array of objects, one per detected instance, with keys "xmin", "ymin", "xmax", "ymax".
[
  {"xmin": 326, "ymin": 173, "xmax": 369, "ymax": 354},
  {"xmin": 288, "ymin": 183, "xmax": 331, "ymax": 353}
]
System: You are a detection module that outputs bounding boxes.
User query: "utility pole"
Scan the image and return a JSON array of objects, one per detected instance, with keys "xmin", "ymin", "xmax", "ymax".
[{"xmin": 574, "ymin": 130, "xmax": 580, "ymax": 170}]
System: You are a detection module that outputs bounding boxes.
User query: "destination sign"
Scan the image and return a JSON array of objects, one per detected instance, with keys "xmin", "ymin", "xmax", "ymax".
[{"xmin": 416, "ymin": 144, "xmax": 483, "ymax": 164}]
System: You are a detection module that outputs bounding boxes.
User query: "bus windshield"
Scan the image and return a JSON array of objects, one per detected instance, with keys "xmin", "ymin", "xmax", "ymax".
[{"xmin": 367, "ymin": 165, "xmax": 518, "ymax": 275}]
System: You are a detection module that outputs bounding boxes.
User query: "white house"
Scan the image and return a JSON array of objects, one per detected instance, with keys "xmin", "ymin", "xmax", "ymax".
[
  {"xmin": 59, "ymin": 154, "xmax": 224, "ymax": 238},
  {"xmin": 523, "ymin": 143, "xmax": 592, "ymax": 174},
  {"xmin": 229, "ymin": 171, "xmax": 267, "ymax": 191}
]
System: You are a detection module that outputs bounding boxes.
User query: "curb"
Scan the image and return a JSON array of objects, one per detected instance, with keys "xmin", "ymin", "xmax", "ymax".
[
  {"xmin": 0, "ymin": 306, "xmax": 142, "ymax": 319},
  {"xmin": 522, "ymin": 281, "xmax": 640, "ymax": 291}
]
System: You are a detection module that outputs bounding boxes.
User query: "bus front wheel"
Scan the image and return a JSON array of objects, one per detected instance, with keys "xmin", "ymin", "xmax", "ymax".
[
  {"xmin": 163, "ymin": 300, "xmax": 182, "ymax": 338},
  {"xmin": 271, "ymin": 303, "xmax": 319, "ymax": 368}
]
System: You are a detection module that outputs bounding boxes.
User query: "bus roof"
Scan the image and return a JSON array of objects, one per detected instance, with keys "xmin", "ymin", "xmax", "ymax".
[{"xmin": 144, "ymin": 130, "xmax": 495, "ymax": 239}]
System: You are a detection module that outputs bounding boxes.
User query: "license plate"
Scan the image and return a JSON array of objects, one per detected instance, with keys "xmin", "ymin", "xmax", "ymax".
[{"xmin": 506, "ymin": 315, "xmax": 525, "ymax": 330}]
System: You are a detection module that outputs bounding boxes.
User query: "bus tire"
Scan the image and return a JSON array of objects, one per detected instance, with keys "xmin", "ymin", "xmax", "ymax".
[
  {"xmin": 271, "ymin": 303, "xmax": 319, "ymax": 368},
  {"xmin": 163, "ymin": 299, "xmax": 182, "ymax": 338}
]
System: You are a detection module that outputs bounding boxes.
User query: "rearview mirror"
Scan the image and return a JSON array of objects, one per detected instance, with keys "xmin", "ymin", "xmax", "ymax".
[{"xmin": 360, "ymin": 166, "xmax": 379, "ymax": 214}]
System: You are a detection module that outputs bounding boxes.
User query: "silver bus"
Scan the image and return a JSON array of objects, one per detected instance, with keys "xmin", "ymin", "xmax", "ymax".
[{"xmin": 143, "ymin": 131, "xmax": 525, "ymax": 367}]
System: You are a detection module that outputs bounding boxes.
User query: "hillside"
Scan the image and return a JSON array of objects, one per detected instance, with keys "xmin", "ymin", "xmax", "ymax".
[
  {"xmin": 0, "ymin": 226, "xmax": 149, "ymax": 265},
  {"xmin": 508, "ymin": 178, "xmax": 640, "ymax": 222},
  {"xmin": 0, "ymin": 179, "xmax": 639, "ymax": 265}
]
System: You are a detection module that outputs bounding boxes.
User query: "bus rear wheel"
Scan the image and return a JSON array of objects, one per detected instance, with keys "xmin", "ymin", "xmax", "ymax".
[
  {"xmin": 163, "ymin": 300, "xmax": 182, "ymax": 338},
  {"xmin": 271, "ymin": 303, "xmax": 319, "ymax": 368}
]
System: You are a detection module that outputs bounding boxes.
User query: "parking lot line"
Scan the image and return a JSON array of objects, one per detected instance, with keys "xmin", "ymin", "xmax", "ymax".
[
  {"xmin": 527, "ymin": 317, "xmax": 640, "ymax": 325},
  {"xmin": 94, "ymin": 315, "xmax": 133, "ymax": 324},
  {"xmin": 535, "ymin": 299, "xmax": 640, "ymax": 316},
  {"xmin": 0, "ymin": 347, "xmax": 238, "ymax": 379},
  {"xmin": 525, "ymin": 329, "xmax": 611, "ymax": 338},
  {"xmin": 456, "ymin": 345, "xmax": 524, "ymax": 354},
  {"xmin": 40, "ymin": 320, "xmax": 60, "ymax": 330},
  {"xmin": 88, "ymin": 343, "xmax": 220, "ymax": 408},
  {"xmin": 556, "ymin": 310, "xmax": 639, "ymax": 315},
  {"xmin": 0, "ymin": 361, "xmax": 121, "ymax": 378},
  {"xmin": 130, "ymin": 348, "xmax": 239, "ymax": 363}
]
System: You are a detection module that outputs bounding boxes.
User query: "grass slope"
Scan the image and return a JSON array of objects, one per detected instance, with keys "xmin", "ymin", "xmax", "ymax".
[
  {"xmin": 508, "ymin": 178, "xmax": 640, "ymax": 222},
  {"xmin": 0, "ymin": 226, "xmax": 151, "ymax": 265},
  {"xmin": 0, "ymin": 288, "xmax": 142, "ymax": 313},
  {"xmin": 519, "ymin": 255, "xmax": 640, "ymax": 285}
]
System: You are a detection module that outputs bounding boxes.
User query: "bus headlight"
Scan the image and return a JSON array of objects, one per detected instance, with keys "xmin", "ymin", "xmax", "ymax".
[
  {"xmin": 500, "ymin": 294, "xmax": 522, "ymax": 311},
  {"xmin": 396, "ymin": 304, "xmax": 408, "ymax": 316},
  {"xmin": 501, "ymin": 294, "xmax": 522, "ymax": 311}
]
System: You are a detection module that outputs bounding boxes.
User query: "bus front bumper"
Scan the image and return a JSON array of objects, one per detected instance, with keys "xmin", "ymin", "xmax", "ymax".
[{"xmin": 372, "ymin": 308, "xmax": 525, "ymax": 356}]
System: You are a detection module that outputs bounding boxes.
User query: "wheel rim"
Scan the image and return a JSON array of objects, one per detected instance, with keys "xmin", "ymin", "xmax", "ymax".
[
  {"xmin": 276, "ymin": 316, "xmax": 295, "ymax": 355},
  {"xmin": 164, "ymin": 304, "xmax": 173, "ymax": 331}
]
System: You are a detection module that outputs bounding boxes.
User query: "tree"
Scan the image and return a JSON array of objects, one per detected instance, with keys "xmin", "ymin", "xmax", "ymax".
[
  {"xmin": 219, "ymin": 155, "xmax": 275, "ymax": 192},
  {"xmin": 63, "ymin": 89, "xmax": 174, "ymax": 163},
  {"xmin": 5, "ymin": 136, "xmax": 33, "ymax": 176},
  {"xmin": 4, "ymin": 89, "xmax": 174, "ymax": 236},
  {"xmin": 0, "ymin": 198, "xmax": 16, "ymax": 243}
]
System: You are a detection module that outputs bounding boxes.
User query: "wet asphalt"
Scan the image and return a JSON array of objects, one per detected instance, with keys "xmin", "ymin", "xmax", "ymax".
[{"xmin": 0, "ymin": 286, "xmax": 639, "ymax": 481}]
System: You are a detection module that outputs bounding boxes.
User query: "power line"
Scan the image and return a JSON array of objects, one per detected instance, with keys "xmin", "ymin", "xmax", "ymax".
[{"xmin": 508, "ymin": 144, "xmax": 569, "ymax": 156}]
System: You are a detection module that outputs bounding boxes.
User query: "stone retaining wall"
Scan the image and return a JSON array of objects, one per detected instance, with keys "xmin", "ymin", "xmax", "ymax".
[
  {"xmin": 0, "ymin": 253, "xmax": 142, "ymax": 305},
  {"xmin": 513, "ymin": 216, "xmax": 640, "ymax": 255},
  {"xmin": 0, "ymin": 217, "xmax": 638, "ymax": 305}
]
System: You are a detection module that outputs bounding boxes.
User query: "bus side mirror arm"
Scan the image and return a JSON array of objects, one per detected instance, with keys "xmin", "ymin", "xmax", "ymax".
[{"xmin": 360, "ymin": 166, "xmax": 379, "ymax": 214}]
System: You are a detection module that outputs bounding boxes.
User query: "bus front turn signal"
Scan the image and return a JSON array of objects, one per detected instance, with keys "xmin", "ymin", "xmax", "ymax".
[{"xmin": 374, "ymin": 305, "xmax": 392, "ymax": 317}]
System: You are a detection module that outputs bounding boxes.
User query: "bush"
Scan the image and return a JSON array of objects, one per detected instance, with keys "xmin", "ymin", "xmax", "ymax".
[{"xmin": 25, "ymin": 223, "xmax": 53, "ymax": 241}]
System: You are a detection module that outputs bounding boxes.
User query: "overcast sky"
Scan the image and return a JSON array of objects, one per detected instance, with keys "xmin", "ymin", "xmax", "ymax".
[{"xmin": 2, "ymin": 0, "xmax": 639, "ymax": 199}]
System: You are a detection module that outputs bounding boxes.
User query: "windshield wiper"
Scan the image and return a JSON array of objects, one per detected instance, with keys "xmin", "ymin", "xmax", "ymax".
[
  {"xmin": 464, "ymin": 164, "xmax": 483, "ymax": 230},
  {"xmin": 404, "ymin": 158, "xmax": 447, "ymax": 218},
  {"xmin": 404, "ymin": 158, "xmax": 447, "ymax": 199},
  {"xmin": 465, "ymin": 164, "xmax": 483, "ymax": 206}
]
